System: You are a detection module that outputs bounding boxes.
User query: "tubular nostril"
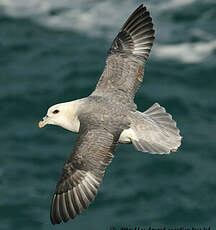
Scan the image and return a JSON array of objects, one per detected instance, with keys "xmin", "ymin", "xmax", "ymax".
[{"xmin": 43, "ymin": 115, "xmax": 48, "ymax": 120}]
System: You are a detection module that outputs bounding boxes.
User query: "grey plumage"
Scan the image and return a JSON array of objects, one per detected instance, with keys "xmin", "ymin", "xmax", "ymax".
[
  {"xmin": 50, "ymin": 124, "xmax": 118, "ymax": 224},
  {"xmin": 94, "ymin": 4, "xmax": 155, "ymax": 102},
  {"xmin": 41, "ymin": 4, "xmax": 182, "ymax": 225}
]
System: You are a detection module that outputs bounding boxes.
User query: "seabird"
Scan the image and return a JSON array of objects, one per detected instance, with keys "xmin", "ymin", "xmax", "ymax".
[{"xmin": 38, "ymin": 4, "xmax": 182, "ymax": 224}]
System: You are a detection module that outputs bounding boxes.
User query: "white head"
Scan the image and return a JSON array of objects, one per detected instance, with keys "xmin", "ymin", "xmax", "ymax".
[{"xmin": 38, "ymin": 101, "xmax": 80, "ymax": 132}]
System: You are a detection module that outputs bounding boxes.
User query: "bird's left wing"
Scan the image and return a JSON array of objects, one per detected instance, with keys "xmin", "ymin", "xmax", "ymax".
[
  {"xmin": 50, "ymin": 125, "xmax": 118, "ymax": 224},
  {"xmin": 92, "ymin": 4, "xmax": 155, "ymax": 103}
]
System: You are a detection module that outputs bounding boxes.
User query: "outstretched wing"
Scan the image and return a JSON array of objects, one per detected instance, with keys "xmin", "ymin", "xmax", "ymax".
[
  {"xmin": 93, "ymin": 4, "xmax": 155, "ymax": 101},
  {"xmin": 50, "ymin": 125, "xmax": 118, "ymax": 224}
]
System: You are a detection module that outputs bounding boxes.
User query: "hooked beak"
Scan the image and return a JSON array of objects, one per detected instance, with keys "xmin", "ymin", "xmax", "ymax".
[{"xmin": 38, "ymin": 115, "xmax": 49, "ymax": 128}]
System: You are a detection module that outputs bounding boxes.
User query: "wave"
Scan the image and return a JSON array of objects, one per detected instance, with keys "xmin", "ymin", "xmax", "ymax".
[
  {"xmin": 0, "ymin": 0, "xmax": 205, "ymax": 35},
  {"xmin": 0, "ymin": 0, "xmax": 200, "ymax": 18},
  {"xmin": 153, "ymin": 40, "xmax": 216, "ymax": 63},
  {"xmin": 0, "ymin": 0, "xmax": 215, "ymax": 63},
  {"xmin": 0, "ymin": 0, "xmax": 135, "ymax": 37},
  {"xmin": 152, "ymin": 0, "xmax": 196, "ymax": 12}
]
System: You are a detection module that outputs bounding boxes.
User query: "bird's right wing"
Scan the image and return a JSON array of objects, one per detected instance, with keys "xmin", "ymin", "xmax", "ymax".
[
  {"xmin": 50, "ymin": 124, "xmax": 119, "ymax": 224},
  {"xmin": 93, "ymin": 4, "xmax": 155, "ymax": 102}
]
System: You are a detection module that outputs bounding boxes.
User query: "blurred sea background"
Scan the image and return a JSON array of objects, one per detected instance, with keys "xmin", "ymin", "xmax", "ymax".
[{"xmin": 0, "ymin": 0, "xmax": 216, "ymax": 229}]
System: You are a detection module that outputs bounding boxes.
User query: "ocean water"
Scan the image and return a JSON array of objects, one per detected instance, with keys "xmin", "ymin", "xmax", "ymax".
[{"xmin": 0, "ymin": 0, "xmax": 216, "ymax": 229}]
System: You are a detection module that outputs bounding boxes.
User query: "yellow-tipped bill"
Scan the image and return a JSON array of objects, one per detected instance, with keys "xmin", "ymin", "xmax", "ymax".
[
  {"xmin": 38, "ymin": 121, "xmax": 45, "ymax": 128},
  {"xmin": 38, "ymin": 115, "xmax": 49, "ymax": 128}
]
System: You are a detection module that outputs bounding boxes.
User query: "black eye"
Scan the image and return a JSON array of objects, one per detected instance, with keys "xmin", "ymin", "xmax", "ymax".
[{"xmin": 53, "ymin": 109, "xmax": 59, "ymax": 114}]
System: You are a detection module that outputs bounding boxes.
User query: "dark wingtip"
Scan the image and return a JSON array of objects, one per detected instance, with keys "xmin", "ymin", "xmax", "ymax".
[
  {"xmin": 50, "ymin": 194, "xmax": 62, "ymax": 225},
  {"xmin": 109, "ymin": 4, "xmax": 155, "ymax": 62}
]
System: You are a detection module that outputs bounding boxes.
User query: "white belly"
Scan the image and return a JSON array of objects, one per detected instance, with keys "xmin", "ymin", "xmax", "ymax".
[{"xmin": 119, "ymin": 128, "xmax": 137, "ymax": 143}]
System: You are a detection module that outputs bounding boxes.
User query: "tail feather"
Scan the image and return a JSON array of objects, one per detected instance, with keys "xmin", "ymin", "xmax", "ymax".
[
  {"xmin": 130, "ymin": 103, "xmax": 182, "ymax": 154},
  {"xmin": 144, "ymin": 103, "xmax": 180, "ymax": 136},
  {"xmin": 133, "ymin": 139, "xmax": 171, "ymax": 154}
]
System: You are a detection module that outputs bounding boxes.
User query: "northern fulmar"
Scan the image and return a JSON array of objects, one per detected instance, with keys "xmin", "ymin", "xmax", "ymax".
[{"xmin": 38, "ymin": 4, "xmax": 182, "ymax": 224}]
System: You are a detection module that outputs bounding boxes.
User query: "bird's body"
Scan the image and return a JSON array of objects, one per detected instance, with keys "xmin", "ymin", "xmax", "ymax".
[{"xmin": 38, "ymin": 4, "xmax": 182, "ymax": 224}]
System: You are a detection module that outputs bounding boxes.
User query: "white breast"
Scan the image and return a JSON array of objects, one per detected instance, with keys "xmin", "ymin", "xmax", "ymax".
[{"xmin": 63, "ymin": 118, "xmax": 80, "ymax": 133}]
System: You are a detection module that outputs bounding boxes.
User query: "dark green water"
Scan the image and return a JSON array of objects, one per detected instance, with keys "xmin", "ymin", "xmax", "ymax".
[{"xmin": 0, "ymin": 1, "xmax": 216, "ymax": 229}]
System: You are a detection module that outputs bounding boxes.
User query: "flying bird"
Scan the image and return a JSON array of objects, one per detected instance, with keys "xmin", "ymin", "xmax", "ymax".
[{"xmin": 38, "ymin": 4, "xmax": 182, "ymax": 224}]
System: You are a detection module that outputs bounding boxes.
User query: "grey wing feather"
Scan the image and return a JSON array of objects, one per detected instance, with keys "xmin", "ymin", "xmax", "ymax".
[
  {"xmin": 50, "ymin": 125, "xmax": 117, "ymax": 224},
  {"xmin": 93, "ymin": 4, "xmax": 155, "ymax": 101}
]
